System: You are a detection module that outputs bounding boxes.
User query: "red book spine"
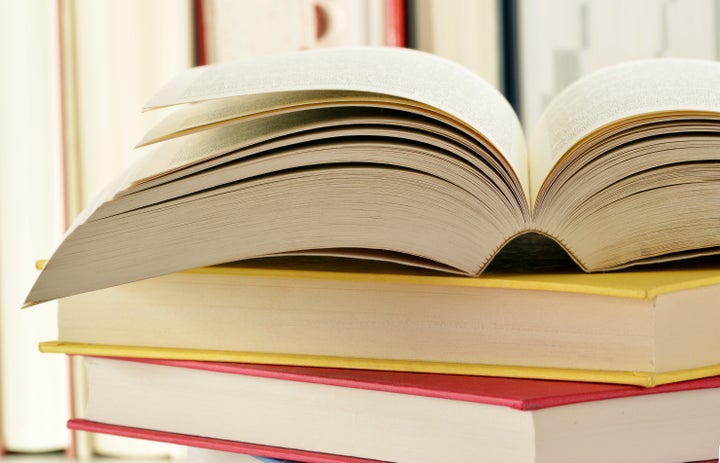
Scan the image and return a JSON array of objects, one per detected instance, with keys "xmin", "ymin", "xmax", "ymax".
[
  {"xmin": 69, "ymin": 419, "xmax": 386, "ymax": 463},
  {"xmin": 385, "ymin": 0, "xmax": 406, "ymax": 47},
  {"xmin": 194, "ymin": 0, "xmax": 209, "ymax": 65}
]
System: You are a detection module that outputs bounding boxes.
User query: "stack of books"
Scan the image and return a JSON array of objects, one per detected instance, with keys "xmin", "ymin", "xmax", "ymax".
[{"xmin": 25, "ymin": 47, "xmax": 720, "ymax": 462}]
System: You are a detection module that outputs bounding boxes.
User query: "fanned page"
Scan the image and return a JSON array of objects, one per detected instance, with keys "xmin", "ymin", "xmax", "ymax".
[
  {"xmin": 525, "ymin": 58, "xmax": 720, "ymax": 271},
  {"xmin": 137, "ymin": 90, "xmax": 410, "ymax": 147},
  {"xmin": 145, "ymin": 47, "xmax": 529, "ymax": 197},
  {"xmin": 127, "ymin": 91, "xmax": 506, "ymax": 191},
  {"xmin": 24, "ymin": 47, "xmax": 537, "ymax": 305},
  {"xmin": 24, "ymin": 50, "xmax": 720, "ymax": 306},
  {"xmin": 529, "ymin": 58, "xmax": 720, "ymax": 204}
]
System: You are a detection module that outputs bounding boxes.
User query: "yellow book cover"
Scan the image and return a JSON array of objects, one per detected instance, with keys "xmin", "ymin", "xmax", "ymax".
[
  {"xmin": 187, "ymin": 260, "xmax": 720, "ymax": 299},
  {"xmin": 39, "ymin": 340, "xmax": 720, "ymax": 388},
  {"xmin": 40, "ymin": 262, "xmax": 720, "ymax": 387}
]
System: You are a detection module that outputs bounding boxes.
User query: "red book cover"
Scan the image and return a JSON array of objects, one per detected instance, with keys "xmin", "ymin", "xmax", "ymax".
[
  {"xmin": 77, "ymin": 357, "xmax": 720, "ymax": 462},
  {"xmin": 68, "ymin": 420, "xmax": 720, "ymax": 463},
  {"xmin": 68, "ymin": 419, "xmax": 384, "ymax": 463},
  {"xmin": 112, "ymin": 356, "xmax": 720, "ymax": 410}
]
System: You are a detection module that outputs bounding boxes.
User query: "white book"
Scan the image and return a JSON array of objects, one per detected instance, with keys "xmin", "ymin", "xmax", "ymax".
[{"xmin": 0, "ymin": 0, "xmax": 70, "ymax": 453}]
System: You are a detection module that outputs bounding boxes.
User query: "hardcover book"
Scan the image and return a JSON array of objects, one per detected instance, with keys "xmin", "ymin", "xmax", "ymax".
[
  {"xmin": 41, "ymin": 260, "xmax": 720, "ymax": 386},
  {"xmin": 70, "ymin": 420, "xmax": 382, "ymax": 463},
  {"xmin": 76, "ymin": 356, "xmax": 720, "ymax": 463}
]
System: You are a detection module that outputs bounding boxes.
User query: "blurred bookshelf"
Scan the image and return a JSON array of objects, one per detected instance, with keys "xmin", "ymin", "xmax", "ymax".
[{"xmin": 3, "ymin": 0, "xmax": 720, "ymax": 459}]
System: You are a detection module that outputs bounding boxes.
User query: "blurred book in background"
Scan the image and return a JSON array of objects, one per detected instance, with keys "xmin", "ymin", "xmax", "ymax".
[
  {"xmin": 409, "ymin": 0, "xmax": 502, "ymax": 90},
  {"xmin": 57, "ymin": 0, "xmax": 193, "ymax": 459},
  {"xmin": 8, "ymin": 0, "xmax": 720, "ymax": 459},
  {"xmin": 0, "ymin": 0, "xmax": 70, "ymax": 455},
  {"xmin": 196, "ymin": 0, "xmax": 406, "ymax": 65},
  {"xmin": 517, "ymin": 0, "xmax": 720, "ymax": 132}
]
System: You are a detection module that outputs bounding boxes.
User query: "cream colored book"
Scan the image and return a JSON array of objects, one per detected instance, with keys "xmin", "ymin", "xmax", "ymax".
[
  {"xmin": 24, "ymin": 47, "xmax": 720, "ymax": 305},
  {"xmin": 39, "ymin": 260, "xmax": 720, "ymax": 387},
  {"xmin": 0, "ymin": 0, "xmax": 70, "ymax": 454}
]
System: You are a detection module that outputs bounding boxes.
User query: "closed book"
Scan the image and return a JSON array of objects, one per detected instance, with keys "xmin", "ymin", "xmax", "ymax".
[
  {"xmin": 76, "ymin": 356, "xmax": 720, "ymax": 463},
  {"xmin": 68, "ymin": 420, "xmax": 381, "ymax": 463},
  {"xmin": 65, "ymin": 421, "xmax": 720, "ymax": 463},
  {"xmin": 187, "ymin": 447, "xmax": 303, "ymax": 463},
  {"xmin": 41, "ymin": 261, "xmax": 720, "ymax": 386}
]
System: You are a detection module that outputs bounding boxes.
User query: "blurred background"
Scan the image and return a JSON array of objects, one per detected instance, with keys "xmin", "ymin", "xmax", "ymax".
[{"xmin": 1, "ymin": 0, "xmax": 719, "ymax": 460}]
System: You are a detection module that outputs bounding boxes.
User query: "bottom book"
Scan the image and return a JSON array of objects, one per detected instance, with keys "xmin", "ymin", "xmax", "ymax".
[
  {"xmin": 77, "ymin": 356, "xmax": 720, "ymax": 463},
  {"xmin": 69, "ymin": 420, "xmax": 720, "ymax": 463},
  {"xmin": 187, "ymin": 446, "xmax": 720, "ymax": 463},
  {"xmin": 68, "ymin": 419, "xmax": 382, "ymax": 463},
  {"xmin": 187, "ymin": 446, "xmax": 301, "ymax": 463}
]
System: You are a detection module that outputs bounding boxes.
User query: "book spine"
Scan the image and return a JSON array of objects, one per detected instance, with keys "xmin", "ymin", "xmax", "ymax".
[
  {"xmin": 194, "ymin": 0, "xmax": 209, "ymax": 65},
  {"xmin": 385, "ymin": 0, "xmax": 406, "ymax": 46}
]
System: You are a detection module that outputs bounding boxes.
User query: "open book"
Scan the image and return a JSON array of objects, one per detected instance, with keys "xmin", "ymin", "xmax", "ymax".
[{"xmin": 26, "ymin": 47, "xmax": 720, "ymax": 305}]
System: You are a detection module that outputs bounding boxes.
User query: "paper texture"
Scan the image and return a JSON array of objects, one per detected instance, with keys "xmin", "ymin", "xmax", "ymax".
[
  {"xmin": 530, "ymin": 58, "xmax": 720, "ymax": 200},
  {"xmin": 144, "ymin": 47, "xmax": 529, "ymax": 195}
]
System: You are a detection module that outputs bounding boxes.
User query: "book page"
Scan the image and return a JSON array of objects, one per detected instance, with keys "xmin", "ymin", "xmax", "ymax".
[
  {"xmin": 138, "ymin": 90, "xmax": 406, "ymax": 146},
  {"xmin": 144, "ymin": 47, "xmax": 530, "ymax": 197},
  {"xmin": 127, "ymin": 104, "xmax": 505, "ymax": 189},
  {"xmin": 528, "ymin": 58, "xmax": 720, "ymax": 205}
]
